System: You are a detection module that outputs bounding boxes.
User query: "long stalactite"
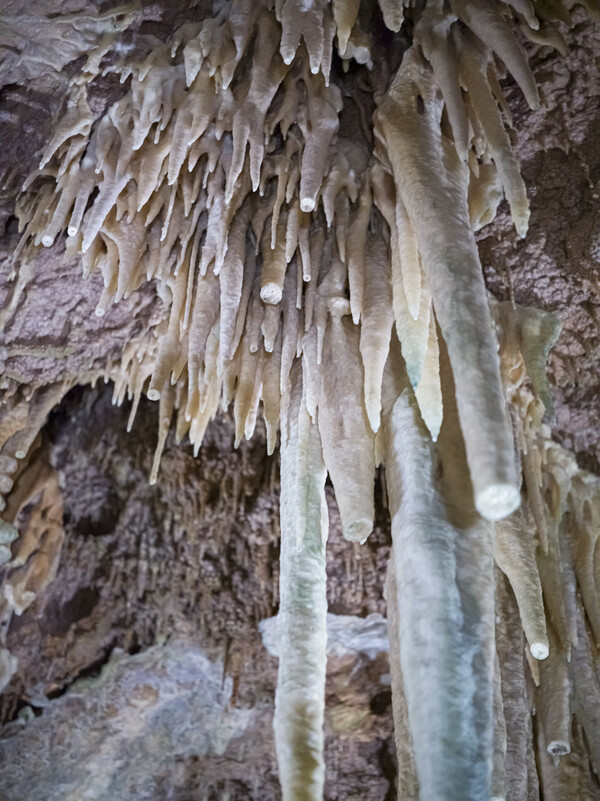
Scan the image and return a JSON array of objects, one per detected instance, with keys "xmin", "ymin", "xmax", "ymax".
[{"xmin": 275, "ymin": 361, "xmax": 329, "ymax": 801}]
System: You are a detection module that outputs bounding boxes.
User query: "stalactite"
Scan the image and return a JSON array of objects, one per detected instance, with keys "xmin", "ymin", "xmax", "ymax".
[
  {"xmin": 493, "ymin": 509, "xmax": 549, "ymax": 660},
  {"xmin": 385, "ymin": 557, "xmax": 419, "ymax": 801},
  {"xmin": 538, "ymin": 625, "xmax": 572, "ymax": 757},
  {"xmin": 318, "ymin": 309, "xmax": 375, "ymax": 543},
  {"xmin": 495, "ymin": 572, "xmax": 534, "ymax": 801},
  {"xmin": 274, "ymin": 362, "xmax": 328, "ymax": 801},
  {"xmin": 359, "ymin": 231, "xmax": 393, "ymax": 433},
  {"xmin": 382, "ymin": 345, "xmax": 495, "ymax": 801},
  {"xmin": 491, "ymin": 649, "xmax": 507, "ymax": 801},
  {"xmin": 375, "ymin": 49, "xmax": 519, "ymax": 522}
]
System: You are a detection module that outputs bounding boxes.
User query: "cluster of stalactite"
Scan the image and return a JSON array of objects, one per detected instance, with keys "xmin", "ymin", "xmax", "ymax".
[
  {"xmin": 0, "ymin": 3, "xmax": 140, "ymax": 88},
  {"xmin": 0, "ymin": 443, "xmax": 64, "ymax": 693},
  {"xmin": 1, "ymin": 0, "xmax": 600, "ymax": 799},
  {"xmin": 11, "ymin": 0, "xmax": 571, "ymax": 518}
]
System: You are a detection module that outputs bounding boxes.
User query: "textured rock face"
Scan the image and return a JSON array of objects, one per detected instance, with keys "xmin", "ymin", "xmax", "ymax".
[
  {"xmin": 0, "ymin": 386, "xmax": 395, "ymax": 799},
  {"xmin": 0, "ymin": 641, "xmax": 256, "ymax": 801},
  {"xmin": 1, "ymin": 614, "xmax": 392, "ymax": 801},
  {"xmin": 1, "ymin": 3, "xmax": 600, "ymax": 800},
  {"xmin": 478, "ymin": 13, "xmax": 600, "ymax": 472}
]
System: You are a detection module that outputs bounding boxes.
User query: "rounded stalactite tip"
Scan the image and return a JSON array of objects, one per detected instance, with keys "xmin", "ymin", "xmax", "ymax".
[
  {"xmin": 530, "ymin": 641, "xmax": 549, "ymax": 661},
  {"xmin": 475, "ymin": 483, "xmax": 521, "ymax": 522},
  {"xmin": 147, "ymin": 388, "xmax": 161, "ymax": 402},
  {"xmin": 343, "ymin": 519, "xmax": 372, "ymax": 544},
  {"xmin": 260, "ymin": 284, "xmax": 283, "ymax": 305},
  {"xmin": 300, "ymin": 197, "xmax": 315, "ymax": 213},
  {"xmin": 547, "ymin": 740, "xmax": 571, "ymax": 757}
]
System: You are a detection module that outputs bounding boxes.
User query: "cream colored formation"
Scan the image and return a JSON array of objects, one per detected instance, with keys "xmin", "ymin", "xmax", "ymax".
[{"xmin": 1, "ymin": 0, "xmax": 600, "ymax": 799}]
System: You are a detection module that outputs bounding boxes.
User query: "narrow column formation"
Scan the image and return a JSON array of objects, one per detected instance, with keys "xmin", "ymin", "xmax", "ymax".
[{"xmin": 275, "ymin": 363, "xmax": 329, "ymax": 801}]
